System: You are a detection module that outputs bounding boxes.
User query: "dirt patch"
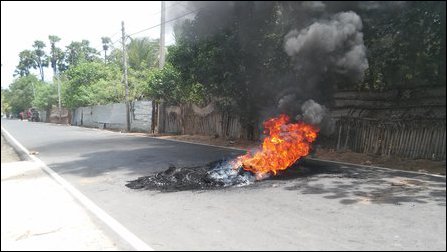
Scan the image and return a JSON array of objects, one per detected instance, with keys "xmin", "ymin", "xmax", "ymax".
[
  {"xmin": 314, "ymin": 149, "xmax": 446, "ymax": 175},
  {"xmin": 1, "ymin": 134, "xmax": 21, "ymax": 163}
]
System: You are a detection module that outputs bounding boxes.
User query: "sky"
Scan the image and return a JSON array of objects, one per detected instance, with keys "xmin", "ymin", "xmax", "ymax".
[{"xmin": 1, "ymin": 1, "xmax": 189, "ymax": 89}]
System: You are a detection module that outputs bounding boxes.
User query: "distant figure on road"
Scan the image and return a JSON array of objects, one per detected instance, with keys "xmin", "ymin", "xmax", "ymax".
[
  {"xmin": 19, "ymin": 112, "xmax": 24, "ymax": 121},
  {"xmin": 30, "ymin": 108, "xmax": 40, "ymax": 122}
]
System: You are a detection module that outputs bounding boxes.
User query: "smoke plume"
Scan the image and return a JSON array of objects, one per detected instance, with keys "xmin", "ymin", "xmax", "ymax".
[
  {"xmin": 300, "ymin": 99, "xmax": 335, "ymax": 136},
  {"xmin": 174, "ymin": 2, "xmax": 409, "ymax": 138},
  {"xmin": 277, "ymin": 10, "xmax": 368, "ymax": 136},
  {"xmin": 284, "ymin": 11, "xmax": 368, "ymax": 82}
]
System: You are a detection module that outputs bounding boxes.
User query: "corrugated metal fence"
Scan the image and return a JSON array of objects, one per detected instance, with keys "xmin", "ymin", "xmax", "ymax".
[
  {"xmin": 162, "ymin": 103, "xmax": 243, "ymax": 139},
  {"xmin": 335, "ymin": 117, "xmax": 446, "ymax": 160}
]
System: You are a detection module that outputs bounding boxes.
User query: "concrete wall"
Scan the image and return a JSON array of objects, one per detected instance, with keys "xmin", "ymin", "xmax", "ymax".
[
  {"xmin": 131, "ymin": 101, "xmax": 152, "ymax": 132},
  {"xmin": 72, "ymin": 101, "xmax": 152, "ymax": 132},
  {"xmin": 45, "ymin": 106, "xmax": 71, "ymax": 124},
  {"xmin": 37, "ymin": 110, "xmax": 47, "ymax": 122}
]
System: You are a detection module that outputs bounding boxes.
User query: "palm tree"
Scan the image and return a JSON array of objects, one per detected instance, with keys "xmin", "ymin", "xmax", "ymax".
[
  {"xmin": 127, "ymin": 37, "xmax": 160, "ymax": 71},
  {"xmin": 32, "ymin": 40, "xmax": 47, "ymax": 81},
  {"xmin": 14, "ymin": 50, "xmax": 37, "ymax": 77},
  {"xmin": 48, "ymin": 35, "xmax": 61, "ymax": 75},
  {"xmin": 101, "ymin": 37, "xmax": 112, "ymax": 64}
]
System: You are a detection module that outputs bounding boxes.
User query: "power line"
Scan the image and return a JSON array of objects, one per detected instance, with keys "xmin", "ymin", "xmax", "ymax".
[
  {"xmin": 127, "ymin": 7, "xmax": 199, "ymax": 37},
  {"xmin": 91, "ymin": 2, "xmax": 186, "ymax": 53},
  {"xmin": 112, "ymin": 38, "xmax": 120, "ymax": 45},
  {"xmin": 176, "ymin": 1, "xmax": 195, "ymax": 12},
  {"xmin": 108, "ymin": 31, "xmax": 120, "ymax": 40},
  {"xmin": 106, "ymin": 3, "xmax": 203, "ymax": 50},
  {"xmin": 106, "ymin": 2, "xmax": 203, "ymax": 47},
  {"xmin": 148, "ymin": 1, "xmax": 185, "ymax": 16},
  {"xmin": 92, "ymin": 30, "xmax": 121, "ymax": 53}
]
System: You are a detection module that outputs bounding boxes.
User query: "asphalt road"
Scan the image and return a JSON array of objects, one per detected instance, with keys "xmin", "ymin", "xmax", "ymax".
[{"xmin": 2, "ymin": 119, "xmax": 446, "ymax": 251}]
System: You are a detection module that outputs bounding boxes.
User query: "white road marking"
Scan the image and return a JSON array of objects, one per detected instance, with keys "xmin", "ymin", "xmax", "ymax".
[{"xmin": 1, "ymin": 126, "xmax": 154, "ymax": 251}]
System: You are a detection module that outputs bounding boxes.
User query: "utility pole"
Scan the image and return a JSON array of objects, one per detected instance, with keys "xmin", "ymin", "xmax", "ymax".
[
  {"xmin": 159, "ymin": 1, "xmax": 166, "ymax": 69},
  {"xmin": 156, "ymin": 1, "xmax": 166, "ymax": 134},
  {"xmin": 31, "ymin": 81, "xmax": 35, "ymax": 97},
  {"xmin": 122, "ymin": 21, "xmax": 131, "ymax": 132},
  {"xmin": 57, "ymin": 70, "xmax": 61, "ymax": 123}
]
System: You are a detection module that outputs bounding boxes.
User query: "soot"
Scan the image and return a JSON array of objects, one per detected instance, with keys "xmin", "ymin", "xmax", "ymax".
[{"xmin": 125, "ymin": 160, "xmax": 255, "ymax": 192}]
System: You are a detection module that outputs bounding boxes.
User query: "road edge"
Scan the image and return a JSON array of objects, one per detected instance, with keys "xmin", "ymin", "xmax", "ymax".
[{"xmin": 140, "ymin": 135, "xmax": 445, "ymax": 178}]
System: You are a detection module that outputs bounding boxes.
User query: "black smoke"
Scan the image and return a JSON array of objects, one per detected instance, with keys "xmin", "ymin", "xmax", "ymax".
[{"xmin": 172, "ymin": 2, "xmax": 407, "ymax": 136}]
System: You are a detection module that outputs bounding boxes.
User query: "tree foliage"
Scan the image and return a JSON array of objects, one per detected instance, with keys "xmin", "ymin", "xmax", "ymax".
[
  {"xmin": 32, "ymin": 40, "xmax": 48, "ymax": 81},
  {"xmin": 101, "ymin": 37, "xmax": 112, "ymax": 64},
  {"xmin": 145, "ymin": 63, "xmax": 184, "ymax": 104},
  {"xmin": 4, "ymin": 75, "xmax": 40, "ymax": 115},
  {"xmin": 65, "ymin": 40, "xmax": 100, "ymax": 67},
  {"xmin": 165, "ymin": 1, "xmax": 445, "ymax": 113},
  {"xmin": 14, "ymin": 50, "xmax": 38, "ymax": 77},
  {"xmin": 62, "ymin": 61, "xmax": 123, "ymax": 109},
  {"xmin": 6, "ymin": 2, "xmax": 444, "ymax": 126},
  {"xmin": 127, "ymin": 37, "xmax": 159, "ymax": 71},
  {"xmin": 32, "ymin": 82, "xmax": 58, "ymax": 111},
  {"xmin": 360, "ymin": 1, "xmax": 446, "ymax": 91},
  {"xmin": 48, "ymin": 35, "xmax": 65, "ymax": 74},
  {"xmin": 167, "ymin": 2, "xmax": 287, "ymax": 123},
  {"xmin": 1, "ymin": 87, "xmax": 12, "ymax": 115},
  {"xmin": 106, "ymin": 37, "xmax": 161, "ymax": 102}
]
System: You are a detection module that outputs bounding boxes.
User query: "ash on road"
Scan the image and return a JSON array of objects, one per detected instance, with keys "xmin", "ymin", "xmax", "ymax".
[{"xmin": 126, "ymin": 160, "xmax": 254, "ymax": 192}]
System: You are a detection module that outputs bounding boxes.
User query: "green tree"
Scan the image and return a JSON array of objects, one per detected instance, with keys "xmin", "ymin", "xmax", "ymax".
[
  {"xmin": 32, "ymin": 82, "xmax": 58, "ymax": 111},
  {"xmin": 32, "ymin": 40, "xmax": 48, "ymax": 81},
  {"xmin": 65, "ymin": 40, "xmax": 99, "ymax": 67},
  {"xmin": 359, "ymin": 1, "xmax": 445, "ymax": 90},
  {"xmin": 62, "ymin": 61, "xmax": 123, "ymax": 108},
  {"xmin": 5, "ymin": 75, "xmax": 40, "ymax": 115},
  {"xmin": 107, "ymin": 37, "xmax": 160, "ymax": 101},
  {"xmin": 127, "ymin": 37, "xmax": 159, "ymax": 71},
  {"xmin": 14, "ymin": 50, "xmax": 37, "ymax": 77},
  {"xmin": 101, "ymin": 37, "xmax": 111, "ymax": 64},
  {"xmin": 165, "ymin": 1, "xmax": 445, "ymax": 139},
  {"xmin": 48, "ymin": 35, "xmax": 65, "ymax": 74},
  {"xmin": 107, "ymin": 48, "xmax": 123, "ymax": 68},
  {"xmin": 145, "ymin": 64, "xmax": 183, "ymax": 104},
  {"xmin": 128, "ymin": 38, "xmax": 161, "ymax": 101},
  {"xmin": 1, "ymin": 87, "xmax": 12, "ymax": 116},
  {"xmin": 65, "ymin": 41, "xmax": 84, "ymax": 67},
  {"xmin": 167, "ymin": 1, "xmax": 284, "ymax": 124}
]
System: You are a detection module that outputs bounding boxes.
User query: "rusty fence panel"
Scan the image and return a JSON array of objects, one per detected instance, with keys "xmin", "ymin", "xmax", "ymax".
[{"xmin": 335, "ymin": 117, "xmax": 446, "ymax": 160}]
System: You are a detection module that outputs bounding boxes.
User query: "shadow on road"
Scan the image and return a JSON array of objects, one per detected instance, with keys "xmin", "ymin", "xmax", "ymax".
[
  {"xmin": 37, "ymin": 133, "xmax": 445, "ymax": 207},
  {"xmin": 269, "ymin": 159, "xmax": 446, "ymax": 206},
  {"xmin": 42, "ymin": 136, "xmax": 242, "ymax": 179}
]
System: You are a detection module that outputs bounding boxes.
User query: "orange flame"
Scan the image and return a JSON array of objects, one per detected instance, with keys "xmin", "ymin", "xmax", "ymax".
[{"xmin": 236, "ymin": 114, "xmax": 318, "ymax": 178}]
